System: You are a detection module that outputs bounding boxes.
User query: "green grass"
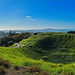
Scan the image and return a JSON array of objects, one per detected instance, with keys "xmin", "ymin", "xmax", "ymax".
[
  {"xmin": 12, "ymin": 32, "xmax": 66, "ymax": 46},
  {"xmin": 11, "ymin": 33, "xmax": 75, "ymax": 64},
  {"xmin": 11, "ymin": 34, "xmax": 45, "ymax": 46},
  {"xmin": 11, "ymin": 43, "xmax": 17, "ymax": 47},
  {"xmin": 0, "ymin": 47, "xmax": 74, "ymax": 75},
  {"xmin": 19, "ymin": 34, "xmax": 45, "ymax": 45},
  {"xmin": 1, "ymin": 47, "xmax": 75, "ymax": 74},
  {"xmin": 1, "ymin": 32, "xmax": 75, "ymax": 75}
]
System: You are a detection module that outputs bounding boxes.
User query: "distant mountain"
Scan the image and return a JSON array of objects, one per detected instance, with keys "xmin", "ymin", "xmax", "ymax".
[
  {"xmin": 25, "ymin": 28, "xmax": 75, "ymax": 33},
  {"xmin": 1, "ymin": 28, "xmax": 75, "ymax": 33}
]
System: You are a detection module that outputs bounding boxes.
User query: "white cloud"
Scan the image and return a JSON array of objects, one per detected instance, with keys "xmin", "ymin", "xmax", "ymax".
[
  {"xmin": 30, "ymin": 19, "xmax": 35, "ymax": 21},
  {"xmin": 26, "ymin": 16, "xmax": 35, "ymax": 21},
  {"xmin": 26, "ymin": 16, "xmax": 31, "ymax": 18}
]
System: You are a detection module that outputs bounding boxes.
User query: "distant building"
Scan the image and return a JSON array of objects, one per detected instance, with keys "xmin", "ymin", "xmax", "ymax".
[
  {"xmin": 16, "ymin": 32, "xmax": 22, "ymax": 34},
  {"xmin": 0, "ymin": 31, "xmax": 8, "ymax": 38}
]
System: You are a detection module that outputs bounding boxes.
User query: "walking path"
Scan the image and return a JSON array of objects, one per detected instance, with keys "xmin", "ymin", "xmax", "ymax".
[{"xmin": 12, "ymin": 37, "xmax": 43, "ymax": 48}]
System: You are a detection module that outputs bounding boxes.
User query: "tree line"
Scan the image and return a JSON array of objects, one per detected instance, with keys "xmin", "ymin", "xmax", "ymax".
[{"xmin": 0, "ymin": 31, "xmax": 30, "ymax": 47}]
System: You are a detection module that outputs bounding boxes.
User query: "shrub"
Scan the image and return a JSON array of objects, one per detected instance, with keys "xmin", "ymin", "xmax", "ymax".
[
  {"xmin": 34, "ymin": 33, "xmax": 38, "ymax": 35},
  {"xmin": 0, "ymin": 66, "xmax": 5, "ymax": 75},
  {"xmin": 26, "ymin": 65, "xmax": 41, "ymax": 73},
  {"xmin": 0, "ymin": 58, "xmax": 11, "ymax": 68},
  {"xmin": 14, "ymin": 65, "xmax": 20, "ymax": 70},
  {"xmin": 37, "ymin": 71, "xmax": 49, "ymax": 75},
  {"xmin": 12, "ymin": 33, "xmax": 23, "ymax": 43},
  {"xmin": 8, "ymin": 40, "xmax": 14, "ymax": 45},
  {"xmin": 67, "ymin": 31, "xmax": 75, "ymax": 34}
]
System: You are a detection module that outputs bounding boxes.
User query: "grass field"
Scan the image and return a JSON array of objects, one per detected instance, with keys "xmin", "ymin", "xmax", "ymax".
[
  {"xmin": 1, "ymin": 32, "xmax": 75, "ymax": 75},
  {"xmin": 0, "ymin": 47, "xmax": 75, "ymax": 75}
]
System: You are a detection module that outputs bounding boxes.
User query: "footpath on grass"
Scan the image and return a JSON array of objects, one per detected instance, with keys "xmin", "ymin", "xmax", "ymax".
[{"xmin": 12, "ymin": 37, "xmax": 44, "ymax": 48}]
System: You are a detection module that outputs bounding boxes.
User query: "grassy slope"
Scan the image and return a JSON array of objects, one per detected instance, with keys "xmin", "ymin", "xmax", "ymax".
[
  {"xmin": 11, "ymin": 34, "xmax": 44, "ymax": 46},
  {"xmin": 11, "ymin": 33, "xmax": 75, "ymax": 64},
  {"xmin": 12, "ymin": 32, "xmax": 66, "ymax": 46},
  {"xmin": 25, "ymin": 33, "xmax": 75, "ymax": 64},
  {"xmin": 1, "ymin": 33, "xmax": 75, "ymax": 74},
  {"xmin": 1, "ymin": 47, "xmax": 75, "ymax": 75},
  {"xmin": 20, "ymin": 32, "xmax": 71, "ymax": 46},
  {"xmin": 19, "ymin": 34, "xmax": 45, "ymax": 45},
  {"xmin": 0, "ymin": 47, "xmax": 42, "ymax": 65}
]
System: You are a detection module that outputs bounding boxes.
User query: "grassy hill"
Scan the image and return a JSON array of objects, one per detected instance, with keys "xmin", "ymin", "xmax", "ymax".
[
  {"xmin": 20, "ymin": 33, "xmax": 75, "ymax": 64},
  {"xmin": 0, "ymin": 32, "xmax": 75, "ymax": 75},
  {"xmin": 1, "ymin": 47, "xmax": 75, "ymax": 75}
]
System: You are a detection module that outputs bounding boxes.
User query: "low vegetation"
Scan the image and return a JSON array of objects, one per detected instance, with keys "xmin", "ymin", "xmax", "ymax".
[
  {"xmin": 0, "ymin": 32, "xmax": 75, "ymax": 75},
  {"xmin": 0, "ymin": 57, "xmax": 49, "ymax": 75}
]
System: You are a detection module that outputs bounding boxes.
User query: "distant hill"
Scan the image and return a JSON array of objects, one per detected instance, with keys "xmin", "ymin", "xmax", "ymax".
[{"xmin": 1, "ymin": 28, "xmax": 75, "ymax": 33}]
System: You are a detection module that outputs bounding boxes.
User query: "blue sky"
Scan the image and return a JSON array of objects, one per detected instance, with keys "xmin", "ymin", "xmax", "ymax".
[{"xmin": 0, "ymin": 0, "xmax": 75, "ymax": 30}]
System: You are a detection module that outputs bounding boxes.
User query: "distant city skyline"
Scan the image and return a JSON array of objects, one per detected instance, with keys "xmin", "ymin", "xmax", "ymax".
[{"xmin": 0, "ymin": 0, "xmax": 75, "ymax": 30}]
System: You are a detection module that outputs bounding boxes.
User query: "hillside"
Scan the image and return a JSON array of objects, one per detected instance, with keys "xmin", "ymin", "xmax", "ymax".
[
  {"xmin": 0, "ymin": 32, "xmax": 75, "ymax": 75},
  {"xmin": 1, "ymin": 47, "xmax": 75, "ymax": 75},
  {"xmin": 25, "ymin": 33, "xmax": 75, "ymax": 64}
]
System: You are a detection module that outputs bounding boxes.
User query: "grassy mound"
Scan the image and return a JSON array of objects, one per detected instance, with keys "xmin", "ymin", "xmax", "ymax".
[
  {"xmin": 21, "ymin": 33, "xmax": 75, "ymax": 64},
  {"xmin": 0, "ymin": 32, "xmax": 75, "ymax": 74}
]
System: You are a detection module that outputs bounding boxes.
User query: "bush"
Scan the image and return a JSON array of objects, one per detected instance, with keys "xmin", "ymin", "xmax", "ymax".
[
  {"xmin": 23, "ymin": 32, "xmax": 31, "ymax": 39},
  {"xmin": 0, "ymin": 58, "xmax": 11, "ymax": 68},
  {"xmin": 34, "ymin": 33, "xmax": 38, "ymax": 35},
  {"xmin": 14, "ymin": 65, "xmax": 20, "ymax": 70},
  {"xmin": 37, "ymin": 71, "xmax": 49, "ymax": 75},
  {"xmin": 67, "ymin": 31, "xmax": 75, "ymax": 34},
  {"xmin": 0, "ymin": 66, "xmax": 5, "ymax": 75},
  {"xmin": 26, "ymin": 65, "xmax": 41, "ymax": 73},
  {"xmin": 8, "ymin": 40, "xmax": 14, "ymax": 45}
]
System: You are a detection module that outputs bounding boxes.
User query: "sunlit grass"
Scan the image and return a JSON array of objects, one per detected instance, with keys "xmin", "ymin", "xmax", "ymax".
[
  {"xmin": 0, "ymin": 47, "xmax": 75, "ymax": 74},
  {"xmin": 1, "ymin": 33, "xmax": 75, "ymax": 74}
]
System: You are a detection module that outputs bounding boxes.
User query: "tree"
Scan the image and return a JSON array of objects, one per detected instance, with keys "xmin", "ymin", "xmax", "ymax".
[
  {"xmin": 12, "ymin": 33, "xmax": 23, "ymax": 43},
  {"xmin": 67, "ymin": 31, "xmax": 75, "ymax": 34},
  {"xmin": 23, "ymin": 32, "xmax": 30, "ymax": 39},
  {"xmin": 8, "ymin": 40, "xmax": 14, "ymax": 45}
]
